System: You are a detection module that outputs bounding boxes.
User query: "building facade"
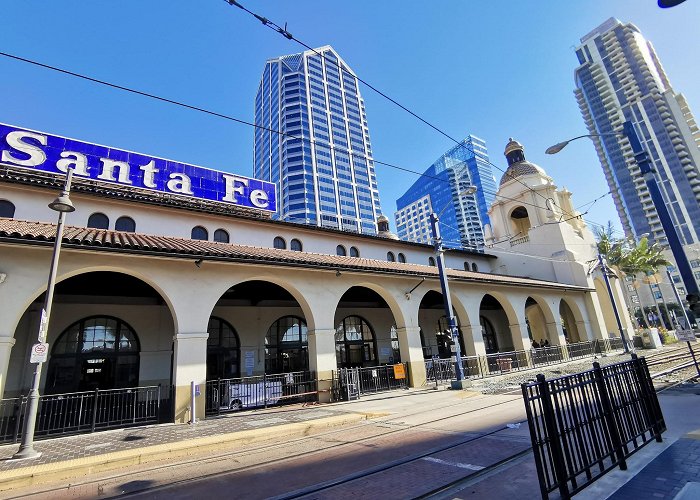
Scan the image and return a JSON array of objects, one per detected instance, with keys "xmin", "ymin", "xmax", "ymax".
[
  {"xmin": 254, "ymin": 46, "xmax": 382, "ymax": 235},
  {"xmin": 395, "ymin": 136, "xmax": 495, "ymax": 250},
  {"xmin": 574, "ymin": 18, "xmax": 700, "ymax": 292}
]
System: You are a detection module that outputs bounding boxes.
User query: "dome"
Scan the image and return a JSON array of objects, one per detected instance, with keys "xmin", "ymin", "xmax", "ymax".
[
  {"xmin": 376, "ymin": 215, "xmax": 399, "ymax": 240},
  {"xmin": 504, "ymin": 138, "xmax": 524, "ymax": 157},
  {"xmin": 499, "ymin": 161, "xmax": 547, "ymax": 186}
]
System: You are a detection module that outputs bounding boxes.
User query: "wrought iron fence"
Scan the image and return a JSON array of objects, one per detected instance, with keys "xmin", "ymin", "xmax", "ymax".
[
  {"xmin": 0, "ymin": 385, "xmax": 164, "ymax": 444},
  {"xmin": 332, "ymin": 363, "xmax": 409, "ymax": 401},
  {"xmin": 205, "ymin": 371, "xmax": 317, "ymax": 415},
  {"xmin": 566, "ymin": 340, "xmax": 596, "ymax": 359},
  {"xmin": 521, "ymin": 354, "xmax": 665, "ymax": 499}
]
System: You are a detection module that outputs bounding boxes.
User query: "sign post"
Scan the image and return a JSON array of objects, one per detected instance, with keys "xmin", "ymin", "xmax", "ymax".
[
  {"xmin": 666, "ymin": 270, "xmax": 700, "ymax": 377},
  {"xmin": 29, "ymin": 343, "xmax": 49, "ymax": 364}
]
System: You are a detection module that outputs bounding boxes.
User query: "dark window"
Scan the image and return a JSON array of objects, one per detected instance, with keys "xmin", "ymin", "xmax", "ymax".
[
  {"xmin": 429, "ymin": 257, "xmax": 436, "ymax": 267},
  {"xmin": 464, "ymin": 262, "xmax": 470, "ymax": 271},
  {"xmin": 350, "ymin": 246, "xmax": 360, "ymax": 258},
  {"xmin": 398, "ymin": 253, "xmax": 406, "ymax": 263},
  {"xmin": 0, "ymin": 200, "xmax": 15, "ymax": 218},
  {"xmin": 87, "ymin": 213, "xmax": 109, "ymax": 230},
  {"xmin": 290, "ymin": 238, "xmax": 303, "ymax": 251},
  {"xmin": 336, "ymin": 245, "xmax": 347, "ymax": 256},
  {"xmin": 335, "ymin": 316, "xmax": 377, "ymax": 368},
  {"xmin": 265, "ymin": 316, "xmax": 308, "ymax": 373},
  {"xmin": 480, "ymin": 316, "xmax": 499, "ymax": 354},
  {"xmin": 387, "ymin": 252, "xmax": 395, "ymax": 262},
  {"xmin": 214, "ymin": 229, "xmax": 229, "ymax": 243},
  {"xmin": 274, "ymin": 236, "xmax": 286, "ymax": 249},
  {"xmin": 115, "ymin": 216, "xmax": 136, "ymax": 232},
  {"xmin": 191, "ymin": 226, "xmax": 208, "ymax": 241},
  {"xmin": 437, "ymin": 316, "xmax": 466, "ymax": 359},
  {"xmin": 207, "ymin": 317, "xmax": 240, "ymax": 380},
  {"xmin": 46, "ymin": 316, "xmax": 140, "ymax": 394},
  {"xmin": 472, "ymin": 263, "xmax": 478, "ymax": 272}
]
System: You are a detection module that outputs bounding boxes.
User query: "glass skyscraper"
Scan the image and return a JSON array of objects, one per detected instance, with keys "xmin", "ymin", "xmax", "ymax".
[
  {"xmin": 574, "ymin": 18, "xmax": 700, "ymax": 247},
  {"xmin": 394, "ymin": 136, "xmax": 496, "ymax": 249},
  {"xmin": 254, "ymin": 46, "xmax": 382, "ymax": 234}
]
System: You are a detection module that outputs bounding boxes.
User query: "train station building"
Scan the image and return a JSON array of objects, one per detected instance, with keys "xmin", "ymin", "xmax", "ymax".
[{"xmin": 0, "ymin": 123, "xmax": 634, "ymax": 424}]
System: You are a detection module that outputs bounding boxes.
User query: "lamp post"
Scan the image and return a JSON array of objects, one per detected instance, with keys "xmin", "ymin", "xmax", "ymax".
[
  {"xmin": 597, "ymin": 253, "xmax": 631, "ymax": 353},
  {"xmin": 429, "ymin": 185, "xmax": 476, "ymax": 388},
  {"xmin": 13, "ymin": 168, "xmax": 75, "ymax": 460},
  {"xmin": 546, "ymin": 121, "xmax": 699, "ymax": 299}
]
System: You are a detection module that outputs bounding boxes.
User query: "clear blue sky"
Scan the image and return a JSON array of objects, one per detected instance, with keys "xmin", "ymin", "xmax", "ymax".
[{"xmin": 1, "ymin": 1, "xmax": 698, "ymax": 238}]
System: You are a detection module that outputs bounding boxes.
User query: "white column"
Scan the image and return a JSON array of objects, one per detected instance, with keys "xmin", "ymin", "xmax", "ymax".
[
  {"xmin": 308, "ymin": 328, "xmax": 336, "ymax": 403},
  {"xmin": 172, "ymin": 332, "xmax": 208, "ymax": 423},
  {"xmin": 0, "ymin": 337, "xmax": 16, "ymax": 398},
  {"xmin": 396, "ymin": 326, "xmax": 426, "ymax": 387}
]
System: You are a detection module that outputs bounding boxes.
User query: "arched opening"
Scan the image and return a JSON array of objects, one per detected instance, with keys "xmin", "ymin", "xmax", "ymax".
[
  {"xmin": 479, "ymin": 294, "xmax": 513, "ymax": 353},
  {"xmin": 214, "ymin": 229, "xmax": 230, "ymax": 243},
  {"xmin": 418, "ymin": 290, "xmax": 465, "ymax": 359},
  {"xmin": 209, "ymin": 280, "xmax": 308, "ymax": 378},
  {"xmin": 290, "ymin": 238, "xmax": 303, "ymax": 251},
  {"xmin": 274, "ymin": 236, "xmax": 286, "ymax": 249},
  {"xmin": 7, "ymin": 271, "xmax": 174, "ymax": 398},
  {"xmin": 525, "ymin": 297, "xmax": 553, "ymax": 347},
  {"xmin": 88, "ymin": 212, "xmax": 109, "ymax": 230},
  {"xmin": 265, "ymin": 316, "xmax": 308, "ymax": 373},
  {"xmin": 207, "ymin": 316, "xmax": 240, "ymax": 380},
  {"xmin": 509, "ymin": 206, "xmax": 531, "ymax": 237},
  {"xmin": 191, "ymin": 226, "xmax": 208, "ymax": 240},
  {"xmin": 115, "ymin": 216, "xmax": 136, "ymax": 232},
  {"xmin": 336, "ymin": 245, "xmax": 347, "ymax": 256},
  {"xmin": 0, "ymin": 199, "xmax": 16, "ymax": 218},
  {"xmin": 47, "ymin": 316, "xmax": 140, "ymax": 394},
  {"xmin": 387, "ymin": 251, "xmax": 395, "ymax": 262},
  {"xmin": 334, "ymin": 286, "xmax": 398, "ymax": 367},
  {"xmin": 560, "ymin": 299, "xmax": 582, "ymax": 343},
  {"xmin": 398, "ymin": 253, "xmax": 406, "ymax": 263},
  {"xmin": 349, "ymin": 246, "xmax": 360, "ymax": 258}
]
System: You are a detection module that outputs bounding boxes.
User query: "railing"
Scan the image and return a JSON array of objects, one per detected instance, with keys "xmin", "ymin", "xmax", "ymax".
[
  {"xmin": 333, "ymin": 364, "xmax": 409, "ymax": 401},
  {"xmin": 425, "ymin": 338, "xmax": 627, "ymax": 385},
  {"xmin": 0, "ymin": 385, "xmax": 163, "ymax": 444},
  {"xmin": 205, "ymin": 371, "xmax": 317, "ymax": 415},
  {"xmin": 510, "ymin": 235, "xmax": 530, "ymax": 246},
  {"xmin": 522, "ymin": 355, "xmax": 665, "ymax": 499}
]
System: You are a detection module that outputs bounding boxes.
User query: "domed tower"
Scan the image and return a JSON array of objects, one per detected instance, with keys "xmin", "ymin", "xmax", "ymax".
[{"xmin": 377, "ymin": 215, "xmax": 399, "ymax": 240}]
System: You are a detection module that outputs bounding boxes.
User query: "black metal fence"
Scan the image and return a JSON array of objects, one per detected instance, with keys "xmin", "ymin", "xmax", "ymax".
[
  {"xmin": 332, "ymin": 363, "xmax": 409, "ymax": 401},
  {"xmin": 205, "ymin": 371, "xmax": 317, "ymax": 415},
  {"xmin": 0, "ymin": 385, "xmax": 165, "ymax": 444},
  {"xmin": 425, "ymin": 338, "xmax": 625, "ymax": 385},
  {"xmin": 522, "ymin": 354, "xmax": 665, "ymax": 499}
]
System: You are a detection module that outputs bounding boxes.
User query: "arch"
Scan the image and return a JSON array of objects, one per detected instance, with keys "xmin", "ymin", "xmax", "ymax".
[
  {"xmin": 207, "ymin": 316, "xmax": 240, "ymax": 380},
  {"xmin": 115, "ymin": 216, "xmax": 136, "ymax": 232},
  {"xmin": 265, "ymin": 315, "xmax": 308, "ymax": 373},
  {"xmin": 46, "ymin": 315, "xmax": 140, "ymax": 393},
  {"xmin": 471, "ymin": 263, "xmax": 478, "ymax": 272},
  {"xmin": 387, "ymin": 251, "xmax": 395, "ymax": 262},
  {"xmin": 560, "ymin": 299, "xmax": 583, "ymax": 343},
  {"xmin": 335, "ymin": 315, "xmax": 377, "ymax": 368},
  {"xmin": 336, "ymin": 245, "xmax": 347, "ymax": 256},
  {"xmin": 437, "ymin": 315, "xmax": 466, "ymax": 358},
  {"xmin": 191, "ymin": 226, "xmax": 208, "ymax": 241},
  {"xmin": 478, "ymin": 292, "xmax": 520, "ymax": 352},
  {"xmin": 509, "ymin": 205, "xmax": 531, "ymax": 236},
  {"xmin": 214, "ymin": 228, "xmax": 230, "ymax": 243},
  {"xmin": 0, "ymin": 199, "xmax": 16, "ymax": 218},
  {"xmin": 274, "ymin": 236, "xmax": 286, "ymax": 249},
  {"xmin": 464, "ymin": 262, "xmax": 470, "ymax": 271},
  {"xmin": 290, "ymin": 238, "xmax": 303, "ymax": 252},
  {"xmin": 398, "ymin": 253, "xmax": 406, "ymax": 263},
  {"xmin": 349, "ymin": 246, "xmax": 360, "ymax": 258},
  {"xmin": 331, "ymin": 282, "xmax": 407, "ymax": 332},
  {"xmin": 524, "ymin": 295, "xmax": 558, "ymax": 346},
  {"xmin": 87, "ymin": 212, "xmax": 109, "ymax": 230},
  {"xmin": 480, "ymin": 315, "xmax": 499, "ymax": 354},
  {"xmin": 428, "ymin": 256, "xmax": 436, "ymax": 267}
]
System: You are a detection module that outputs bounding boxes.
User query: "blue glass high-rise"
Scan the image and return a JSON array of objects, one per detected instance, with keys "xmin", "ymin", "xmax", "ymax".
[
  {"xmin": 395, "ymin": 136, "xmax": 496, "ymax": 250},
  {"xmin": 254, "ymin": 46, "xmax": 382, "ymax": 234}
]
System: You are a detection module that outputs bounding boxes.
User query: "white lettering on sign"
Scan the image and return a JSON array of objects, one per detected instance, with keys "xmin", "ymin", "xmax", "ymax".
[
  {"xmin": 2, "ymin": 131, "xmax": 47, "ymax": 166},
  {"xmin": 676, "ymin": 329, "xmax": 696, "ymax": 342}
]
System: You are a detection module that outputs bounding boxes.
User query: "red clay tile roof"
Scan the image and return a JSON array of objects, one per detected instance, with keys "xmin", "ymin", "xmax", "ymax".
[{"xmin": 0, "ymin": 217, "xmax": 589, "ymax": 291}]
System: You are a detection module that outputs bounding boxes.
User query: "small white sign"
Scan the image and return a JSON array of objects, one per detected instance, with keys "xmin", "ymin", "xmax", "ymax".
[
  {"xmin": 38, "ymin": 309, "xmax": 48, "ymax": 342},
  {"xmin": 30, "ymin": 342, "xmax": 49, "ymax": 363},
  {"xmin": 244, "ymin": 351, "xmax": 255, "ymax": 376},
  {"xmin": 676, "ymin": 329, "xmax": 696, "ymax": 342}
]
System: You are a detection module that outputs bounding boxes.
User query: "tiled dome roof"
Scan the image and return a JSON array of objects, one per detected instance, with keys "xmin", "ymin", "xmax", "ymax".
[{"xmin": 499, "ymin": 161, "xmax": 546, "ymax": 186}]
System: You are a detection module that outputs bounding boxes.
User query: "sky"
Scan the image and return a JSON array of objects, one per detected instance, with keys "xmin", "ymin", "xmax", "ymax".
[{"xmin": 1, "ymin": 1, "xmax": 698, "ymax": 238}]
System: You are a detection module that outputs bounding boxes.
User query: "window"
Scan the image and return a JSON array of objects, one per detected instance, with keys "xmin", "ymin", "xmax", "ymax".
[
  {"xmin": 335, "ymin": 316, "xmax": 376, "ymax": 368},
  {"xmin": 214, "ymin": 229, "xmax": 230, "ymax": 243},
  {"xmin": 115, "ymin": 216, "xmax": 136, "ymax": 233},
  {"xmin": 437, "ymin": 316, "xmax": 466, "ymax": 359},
  {"xmin": 46, "ymin": 316, "xmax": 140, "ymax": 394},
  {"xmin": 0, "ymin": 200, "xmax": 15, "ymax": 218},
  {"xmin": 274, "ymin": 236, "xmax": 286, "ymax": 249},
  {"xmin": 464, "ymin": 262, "xmax": 470, "ymax": 271},
  {"xmin": 480, "ymin": 316, "xmax": 499, "ymax": 354},
  {"xmin": 390, "ymin": 325, "xmax": 401, "ymax": 363},
  {"xmin": 429, "ymin": 257, "xmax": 436, "ymax": 267},
  {"xmin": 471, "ymin": 263, "xmax": 478, "ymax": 272},
  {"xmin": 350, "ymin": 246, "xmax": 360, "ymax": 258},
  {"xmin": 207, "ymin": 317, "xmax": 240, "ymax": 380},
  {"xmin": 290, "ymin": 238, "xmax": 303, "ymax": 251},
  {"xmin": 387, "ymin": 252, "xmax": 395, "ymax": 262},
  {"xmin": 87, "ymin": 213, "xmax": 109, "ymax": 230},
  {"xmin": 265, "ymin": 316, "xmax": 308, "ymax": 373},
  {"xmin": 191, "ymin": 226, "xmax": 208, "ymax": 241},
  {"xmin": 336, "ymin": 245, "xmax": 347, "ymax": 256},
  {"xmin": 398, "ymin": 253, "xmax": 406, "ymax": 263}
]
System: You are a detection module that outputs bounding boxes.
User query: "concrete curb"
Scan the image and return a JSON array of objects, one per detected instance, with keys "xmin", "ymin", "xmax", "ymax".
[{"xmin": 0, "ymin": 412, "xmax": 369, "ymax": 491}]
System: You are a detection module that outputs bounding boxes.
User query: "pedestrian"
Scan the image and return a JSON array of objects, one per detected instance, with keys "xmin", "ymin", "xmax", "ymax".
[
  {"xmin": 531, "ymin": 339, "xmax": 540, "ymax": 349},
  {"xmin": 543, "ymin": 339, "xmax": 550, "ymax": 347}
]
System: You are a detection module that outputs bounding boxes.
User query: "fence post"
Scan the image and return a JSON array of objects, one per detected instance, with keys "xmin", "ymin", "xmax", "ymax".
[
  {"xmin": 263, "ymin": 372, "xmax": 268, "ymax": 409},
  {"xmin": 631, "ymin": 354, "xmax": 663, "ymax": 443},
  {"xmin": 592, "ymin": 362, "xmax": 627, "ymax": 470},
  {"xmin": 157, "ymin": 384, "xmax": 162, "ymax": 423},
  {"xmin": 91, "ymin": 389, "xmax": 99, "ymax": 433},
  {"xmin": 13, "ymin": 396, "xmax": 26, "ymax": 444},
  {"xmin": 536, "ymin": 373, "xmax": 570, "ymax": 500}
]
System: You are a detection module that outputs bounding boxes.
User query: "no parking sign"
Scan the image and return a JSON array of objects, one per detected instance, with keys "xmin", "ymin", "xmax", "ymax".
[{"xmin": 30, "ymin": 342, "xmax": 49, "ymax": 363}]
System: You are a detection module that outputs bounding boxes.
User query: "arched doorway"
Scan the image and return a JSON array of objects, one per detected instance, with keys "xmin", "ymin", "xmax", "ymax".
[
  {"xmin": 335, "ymin": 315, "xmax": 377, "ymax": 368},
  {"xmin": 46, "ymin": 316, "xmax": 140, "ymax": 394},
  {"xmin": 510, "ymin": 206, "xmax": 532, "ymax": 236},
  {"xmin": 265, "ymin": 316, "xmax": 308, "ymax": 373},
  {"xmin": 479, "ymin": 294, "xmax": 513, "ymax": 352},
  {"xmin": 418, "ymin": 290, "xmax": 466, "ymax": 359},
  {"xmin": 207, "ymin": 316, "xmax": 240, "ymax": 380},
  {"xmin": 480, "ymin": 316, "xmax": 499, "ymax": 354},
  {"xmin": 560, "ymin": 300, "xmax": 582, "ymax": 343}
]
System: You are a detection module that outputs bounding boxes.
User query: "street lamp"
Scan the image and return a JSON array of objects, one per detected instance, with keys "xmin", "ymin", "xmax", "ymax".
[
  {"xmin": 13, "ymin": 168, "xmax": 75, "ymax": 460},
  {"xmin": 429, "ymin": 185, "xmax": 476, "ymax": 389},
  {"xmin": 546, "ymin": 121, "xmax": 699, "ymax": 298}
]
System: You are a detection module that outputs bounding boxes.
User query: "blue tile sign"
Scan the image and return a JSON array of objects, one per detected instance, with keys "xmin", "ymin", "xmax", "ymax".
[{"xmin": 0, "ymin": 123, "xmax": 276, "ymax": 212}]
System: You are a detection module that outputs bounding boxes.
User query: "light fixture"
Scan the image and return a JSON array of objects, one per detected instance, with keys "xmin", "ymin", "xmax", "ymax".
[
  {"xmin": 194, "ymin": 259, "xmax": 203, "ymax": 268},
  {"xmin": 48, "ymin": 194, "xmax": 75, "ymax": 213}
]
